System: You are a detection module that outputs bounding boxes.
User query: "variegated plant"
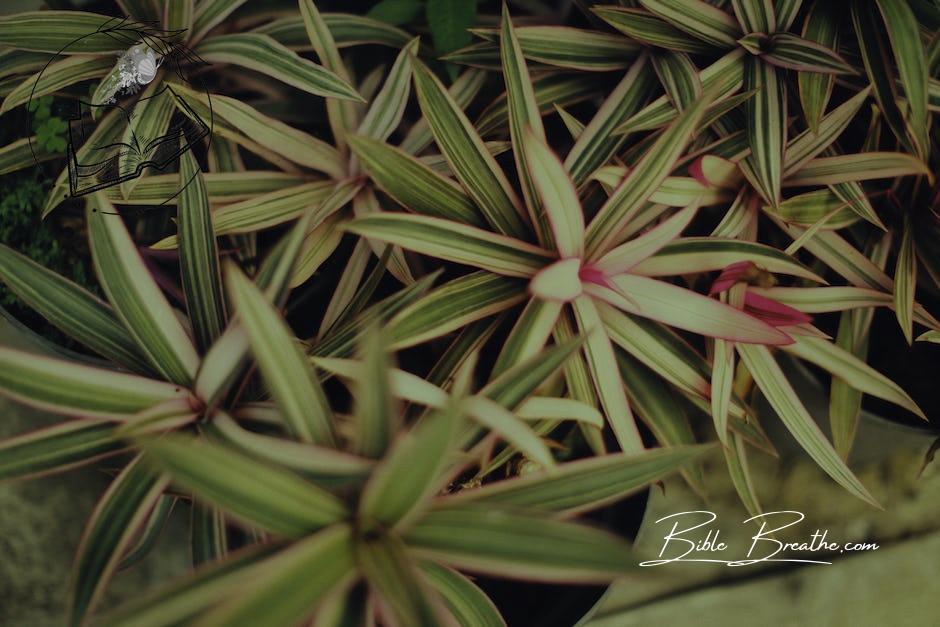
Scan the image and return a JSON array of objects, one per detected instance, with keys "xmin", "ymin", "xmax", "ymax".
[{"xmin": 0, "ymin": 0, "xmax": 938, "ymax": 624}]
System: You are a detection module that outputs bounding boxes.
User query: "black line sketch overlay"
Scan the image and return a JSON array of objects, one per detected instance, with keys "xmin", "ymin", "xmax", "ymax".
[{"xmin": 24, "ymin": 14, "xmax": 214, "ymax": 208}]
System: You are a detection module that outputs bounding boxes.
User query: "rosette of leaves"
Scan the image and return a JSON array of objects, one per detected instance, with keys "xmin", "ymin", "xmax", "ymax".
[
  {"xmin": 346, "ymin": 4, "xmax": 938, "ymax": 511},
  {"xmin": 0, "ymin": 159, "xmax": 710, "ymax": 625}
]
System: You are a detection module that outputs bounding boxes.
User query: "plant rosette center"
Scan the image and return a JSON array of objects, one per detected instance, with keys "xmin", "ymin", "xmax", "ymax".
[{"xmin": 529, "ymin": 258, "xmax": 615, "ymax": 302}]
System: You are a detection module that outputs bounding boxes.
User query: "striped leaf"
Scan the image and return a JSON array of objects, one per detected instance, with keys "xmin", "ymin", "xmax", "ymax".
[
  {"xmin": 191, "ymin": 526, "xmax": 355, "ymax": 627},
  {"xmin": 784, "ymin": 87, "xmax": 871, "ymax": 177},
  {"xmin": 358, "ymin": 537, "xmax": 446, "ymax": 627},
  {"xmin": 421, "ymin": 563, "xmax": 505, "ymax": 627},
  {"xmin": 776, "ymin": 0, "xmax": 804, "ymax": 30},
  {"xmin": 117, "ymin": 84, "xmax": 176, "ymax": 199},
  {"xmin": 894, "ymin": 217, "xmax": 916, "ymax": 343},
  {"xmin": 389, "ymin": 272, "xmax": 526, "ymax": 349},
  {"xmin": 346, "ymin": 214, "xmax": 553, "ymax": 277},
  {"xmin": 572, "ymin": 296, "xmax": 644, "ymax": 453},
  {"xmin": 225, "ymin": 263, "xmax": 334, "ymax": 445},
  {"xmin": 851, "ymin": 0, "xmax": 918, "ymax": 156},
  {"xmin": 730, "ymin": 0, "xmax": 776, "ymax": 32},
  {"xmin": 0, "ymin": 420, "xmax": 122, "ymax": 481},
  {"xmin": 177, "ymin": 151, "xmax": 226, "ymax": 353},
  {"xmin": 651, "ymin": 50, "xmax": 702, "ymax": 111},
  {"xmin": 0, "ymin": 135, "xmax": 58, "ymax": 175},
  {"xmin": 172, "ymin": 84, "xmax": 344, "ymax": 177},
  {"xmin": 195, "ymin": 34, "xmax": 362, "ymax": 101},
  {"xmin": 630, "ymin": 237, "xmax": 824, "ymax": 281},
  {"xmin": 585, "ymin": 88, "xmax": 710, "ymax": 257},
  {"xmin": 405, "ymin": 68, "xmax": 486, "ymax": 151},
  {"xmin": 0, "ymin": 245, "xmax": 151, "ymax": 373},
  {"xmin": 595, "ymin": 205, "xmax": 698, "ymax": 275},
  {"xmin": 106, "ymin": 172, "xmax": 306, "ymax": 205},
  {"xmin": 412, "ymin": 59, "xmax": 528, "ymax": 237},
  {"xmin": 348, "ymin": 135, "xmax": 483, "ymax": 226},
  {"xmin": 784, "ymin": 335, "xmax": 923, "ymax": 418},
  {"xmin": 0, "ymin": 55, "xmax": 112, "ymax": 114},
  {"xmin": 405, "ymin": 504, "xmax": 638, "ymax": 582},
  {"xmin": 152, "ymin": 181, "xmax": 351, "ymax": 249},
  {"xmin": 521, "ymin": 129, "xmax": 584, "ymax": 257},
  {"xmin": 0, "ymin": 347, "xmax": 187, "ymax": 418},
  {"xmin": 191, "ymin": 0, "xmax": 249, "ymax": 44},
  {"xmin": 352, "ymin": 325, "xmax": 397, "ymax": 458},
  {"xmin": 766, "ymin": 190, "xmax": 858, "ymax": 229},
  {"xmin": 360, "ymin": 403, "xmax": 462, "ymax": 530},
  {"xmin": 874, "ymin": 0, "xmax": 930, "ymax": 157},
  {"xmin": 69, "ymin": 457, "xmax": 167, "ymax": 627},
  {"xmin": 799, "ymin": 1, "xmax": 841, "ymax": 132},
  {"xmin": 640, "ymin": 0, "xmax": 742, "ymax": 48},
  {"xmin": 467, "ymin": 396, "xmax": 555, "ymax": 469},
  {"xmin": 764, "ymin": 32, "xmax": 854, "ymax": 74},
  {"xmin": 500, "ymin": 8, "xmax": 550, "ymax": 244},
  {"xmin": 357, "ymin": 38, "xmax": 419, "ymax": 142},
  {"xmin": 163, "ymin": 0, "xmax": 193, "ymax": 31},
  {"xmin": 449, "ymin": 445, "xmax": 710, "ymax": 514},
  {"xmin": 589, "ymin": 274, "xmax": 792, "ymax": 344},
  {"xmin": 593, "ymin": 7, "xmax": 712, "ymax": 54},
  {"xmin": 743, "ymin": 57, "xmax": 785, "ymax": 206},
  {"xmin": 139, "ymin": 434, "xmax": 347, "ymax": 537},
  {"xmin": 616, "ymin": 48, "xmax": 745, "ymax": 135},
  {"xmin": 783, "ymin": 152, "xmax": 931, "ymax": 186},
  {"xmin": 299, "ymin": 0, "xmax": 358, "ymax": 152},
  {"xmin": 257, "ymin": 13, "xmax": 414, "ymax": 50},
  {"xmin": 736, "ymin": 344, "xmax": 879, "ymax": 506},
  {"xmin": 0, "ymin": 11, "xmax": 128, "ymax": 53},
  {"xmin": 917, "ymin": 331, "xmax": 940, "ymax": 344},
  {"xmin": 565, "ymin": 54, "xmax": 658, "ymax": 186},
  {"xmin": 467, "ymin": 25, "xmax": 641, "ymax": 71},
  {"xmin": 88, "ymin": 197, "xmax": 199, "ymax": 385}
]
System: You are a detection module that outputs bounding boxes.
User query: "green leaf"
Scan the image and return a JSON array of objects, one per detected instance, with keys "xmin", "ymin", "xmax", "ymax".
[
  {"xmin": 88, "ymin": 197, "xmax": 200, "ymax": 385},
  {"xmin": 357, "ymin": 38, "xmax": 419, "ymax": 142},
  {"xmin": 139, "ymin": 434, "xmax": 348, "ymax": 537},
  {"xmin": 593, "ymin": 6, "xmax": 712, "ymax": 54},
  {"xmin": 299, "ymin": 0, "xmax": 358, "ymax": 152},
  {"xmin": 640, "ymin": 0, "xmax": 742, "ymax": 48},
  {"xmin": 163, "ymin": 0, "xmax": 193, "ymax": 32},
  {"xmin": 521, "ymin": 128, "xmax": 584, "ymax": 257},
  {"xmin": 225, "ymin": 263, "xmax": 334, "ymax": 445},
  {"xmin": 766, "ymin": 190, "xmax": 859, "ymax": 229},
  {"xmin": 412, "ymin": 59, "xmax": 528, "ymax": 237},
  {"xmin": 451, "ymin": 445, "xmax": 711, "ymax": 514},
  {"xmin": 171, "ymin": 84, "xmax": 345, "ymax": 177},
  {"xmin": 572, "ymin": 295, "xmax": 644, "ymax": 453},
  {"xmin": 352, "ymin": 325, "xmax": 397, "ymax": 458},
  {"xmin": 0, "ymin": 419, "xmax": 122, "ymax": 481},
  {"xmin": 0, "ymin": 245, "xmax": 152, "ymax": 373},
  {"xmin": 360, "ymin": 403, "xmax": 463, "ymax": 530},
  {"xmin": 651, "ymin": 50, "xmax": 703, "ymax": 111},
  {"xmin": 106, "ymin": 171, "xmax": 306, "ymax": 205},
  {"xmin": 764, "ymin": 32, "xmax": 854, "ymax": 74},
  {"xmin": 595, "ymin": 205, "xmax": 698, "ymax": 275},
  {"xmin": 192, "ymin": 525, "xmax": 356, "ymax": 627},
  {"xmin": 500, "ymin": 9, "xmax": 550, "ymax": 244},
  {"xmin": 894, "ymin": 216, "xmax": 916, "ymax": 343},
  {"xmin": 874, "ymin": 0, "xmax": 930, "ymax": 157},
  {"xmin": 191, "ymin": 0, "xmax": 248, "ymax": 43},
  {"xmin": 466, "ymin": 396, "xmax": 556, "ymax": 469},
  {"xmin": 467, "ymin": 26, "xmax": 641, "ymax": 71},
  {"xmin": 191, "ymin": 502, "xmax": 227, "ymax": 567},
  {"xmin": 565, "ymin": 55, "xmax": 658, "ymax": 186},
  {"xmin": 917, "ymin": 330, "xmax": 940, "ymax": 344},
  {"xmin": 851, "ymin": 0, "xmax": 919, "ymax": 156},
  {"xmin": 98, "ymin": 543, "xmax": 282, "ymax": 627},
  {"xmin": 346, "ymin": 213, "xmax": 553, "ymax": 277},
  {"xmin": 406, "ymin": 504, "xmax": 639, "ymax": 582},
  {"xmin": 585, "ymin": 87, "xmax": 710, "ymax": 256},
  {"xmin": 730, "ymin": 0, "xmax": 775, "ymax": 33},
  {"xmin": 784, "ymin": 335, "xmax": 923, "ymax": 418},
  {"xmin": 421, "ymin": 563, "xmax": 506, "ymax": 627},
  {"xmin": 348, "ymin": 135, "xmax": 483, "ymax": 226},
  {"xmin": 177, "ymin": 151, "xmax": 227, "ymax": 353},
  {"xmin": 368, "ymin": 0, "xmax": 424, "ymax": 25},
  {"xmin": 783, "ymin": 152, "xmax": 931, "ymax": 186},
  {"xmin": 0, "ymin": 135, "xmax": 58, "ymax": 175},
  {"xmin": 195, "ymin": 34, "xmax": 363, "ymax": 101},
  {"xmin": 783, "ymin": 87, "xmax": 872, "ymax": 178},
  {"xmin": 427, "ymin": 0, "xmax": 475, "ymax": 56},
  {"xmin": 742, "ymin": 58, "xmax": 785, "ymax": 206},
  {"xmin": 358, "ymin": 537, "xmax": 447, "ymax": 627},
  {"xmin": 0, "ymin": 11, "xmax": 128, "ymax": 53},
  {"xmin": 118, "ymin": 84, "xmax": 176, "ymax": 199},
  {"xmin": 799, "ymin": 1, "xmax": 841, "ymax": 133},
  {"xmin": 736, "ymin": 344, "xmax": 879, "ymax": 507},
  {"xmin": 69, "ymin": 457, "xmax": 167, "ymax": 627},
  {"xmin": 0, "ymin": 55, "xmax": 112, "ymax": 115},
  {"xmin": 590, "ymin": 274, "xmax": 792, "ymax": 345}
]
